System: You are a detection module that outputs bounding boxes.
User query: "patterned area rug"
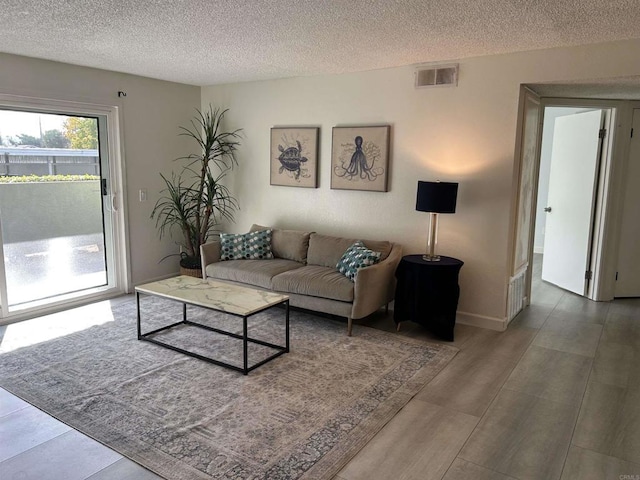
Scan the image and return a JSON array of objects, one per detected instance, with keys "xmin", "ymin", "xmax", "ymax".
[{"xmin": 0, "ymin": 296, "xmax": 457, "ymax": 480}]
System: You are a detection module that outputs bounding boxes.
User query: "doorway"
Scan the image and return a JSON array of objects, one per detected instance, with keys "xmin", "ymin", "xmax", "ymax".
[
  {"xmin": 533, "ymin": 107, "xmax": 610, "ymax": 298},
  {"xmin": 0, "ymin": 98, "xmax": 128, "ymax": 322},
  {"xmin": 511, "ymin": 89, "xmax": 640, "ymax": 323}
]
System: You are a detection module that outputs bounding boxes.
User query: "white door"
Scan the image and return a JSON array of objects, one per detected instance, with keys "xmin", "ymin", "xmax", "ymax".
[
  {"xmin": 541, "ymin": 110, "xmax": 605, "ymax": 295},
  {"xmin": 615, "ymin": 108, "xmax": 640, "ymax": 297}
]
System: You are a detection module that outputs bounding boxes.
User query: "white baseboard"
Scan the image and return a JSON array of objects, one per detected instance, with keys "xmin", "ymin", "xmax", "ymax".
[{"xmin": 456, "ymin": 311, "xmax": 508, "ymax": 332}]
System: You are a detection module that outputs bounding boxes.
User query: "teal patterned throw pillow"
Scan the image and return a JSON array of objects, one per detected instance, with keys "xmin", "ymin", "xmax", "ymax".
[
  {"xmin": 220, "ymin": 230, "xmax": 273, "ymax": 261},
  {"xmin": 336, "ymin": 241, "xmax": 381, "ymax": 281},
  {"xmin": 220, "ymin": 233, "xmax": 246, "ymax": 261},
  {"xmin": 245, "ymin": 229, "xmax": 273, "ymax": 260}
]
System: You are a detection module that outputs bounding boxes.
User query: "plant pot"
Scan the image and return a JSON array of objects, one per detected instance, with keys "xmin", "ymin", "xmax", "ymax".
[{"xmin": 179, "ymin": 266, "xmax": 203, "ymax": 278}]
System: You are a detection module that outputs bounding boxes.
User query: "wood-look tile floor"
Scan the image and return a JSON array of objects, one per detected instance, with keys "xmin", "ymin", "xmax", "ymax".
[
  {"xmin": 340, "ymin": 258, "xmax": 640, "ymax": 480},
  {"xmin": 1, "ymin": 265, "xmax": 639, "ymax": 479}
]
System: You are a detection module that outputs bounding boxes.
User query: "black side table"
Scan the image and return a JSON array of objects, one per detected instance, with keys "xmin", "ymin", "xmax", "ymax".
[{"xmin": 394, "ymin": 255, "xmax": 464, "ymax": 341}]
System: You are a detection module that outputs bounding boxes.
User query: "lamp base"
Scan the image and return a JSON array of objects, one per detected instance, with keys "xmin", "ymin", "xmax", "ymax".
[{"xmin": 422, "ymin": 254, "xmax": 441, "ymax": 262}]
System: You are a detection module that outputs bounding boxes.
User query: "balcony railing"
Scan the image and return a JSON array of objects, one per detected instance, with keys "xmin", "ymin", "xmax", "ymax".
[{"xmin": 0, "ymin": 147, "xmax": 99, "ymax": 176}]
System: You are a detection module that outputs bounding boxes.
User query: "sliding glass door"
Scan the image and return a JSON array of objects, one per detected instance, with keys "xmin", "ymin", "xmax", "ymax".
[{"xmin": 0, "ymin": 102, "xmax": 125, "ymax": 319}]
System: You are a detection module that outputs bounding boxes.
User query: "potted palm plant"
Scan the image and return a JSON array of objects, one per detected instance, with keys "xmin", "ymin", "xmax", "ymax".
[{"xmin": 152, "ymin": 106, "xmax": 241, "ymax": 276}]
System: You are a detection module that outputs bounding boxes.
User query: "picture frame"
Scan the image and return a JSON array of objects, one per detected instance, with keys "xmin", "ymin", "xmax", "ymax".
[
  {"xmin": 270, "ymin": 127, "xmax": 319, "ymax": 188},
  {"xmin": 331, "ymin": 125, "xmax": 390, "ymax": 192}
]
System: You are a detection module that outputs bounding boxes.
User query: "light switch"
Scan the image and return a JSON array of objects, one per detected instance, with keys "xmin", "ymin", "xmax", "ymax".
[{"xmin": 139, "ymin": 189, "xmax": 147, "ymax": 202}]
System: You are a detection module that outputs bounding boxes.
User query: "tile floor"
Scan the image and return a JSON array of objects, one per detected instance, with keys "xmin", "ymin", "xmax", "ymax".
[{"xmin": 1, "ymin": 263, "xmax": 639, "ymax": 479}]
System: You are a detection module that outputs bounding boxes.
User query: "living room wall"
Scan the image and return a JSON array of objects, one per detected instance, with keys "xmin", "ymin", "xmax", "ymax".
[
  {"xmin": 0, "ymin": 53, "xmax": 200, "ymax": 288},
  {"xmin": 201, "ymin": 38, "xmax": 640, "ymax": 326}
]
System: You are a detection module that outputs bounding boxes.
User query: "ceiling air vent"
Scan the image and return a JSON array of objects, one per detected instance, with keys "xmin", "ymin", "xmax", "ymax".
[{"xmin": 415, "ymin": 64, "xmax": 458, "ymax": 88}]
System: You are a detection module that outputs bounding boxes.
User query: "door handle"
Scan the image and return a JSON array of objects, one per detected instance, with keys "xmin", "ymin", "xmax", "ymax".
[{"xmin": 544, "ymin": 207, "xmax": 552, "ymax": 213}]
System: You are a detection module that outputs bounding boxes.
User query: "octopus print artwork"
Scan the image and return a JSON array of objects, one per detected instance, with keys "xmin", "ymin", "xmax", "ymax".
[
  {"xmin": 270, "ymin": 127, "xmax": 319, "ymax": 188},
  {"xmin": 331, "ymin": 126, "xmax": 390, "ymax": 192}
]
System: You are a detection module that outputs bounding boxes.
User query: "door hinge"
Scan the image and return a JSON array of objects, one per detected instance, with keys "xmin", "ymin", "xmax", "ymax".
[
  {"xmin": 585, "ymin": 270, "xmax": 593, "ymax": 280},
  {"xmin": 599, "ymin": 128, "xmax": 607, "ymax": 139},
  {"xmin": 101, "ymin": 178, "xmax": 108, "ymax": 196}
]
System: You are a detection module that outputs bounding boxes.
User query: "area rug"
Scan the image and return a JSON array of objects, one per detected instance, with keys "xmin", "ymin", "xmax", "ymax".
[{"xmin": 0, "ymin": 296, "xmax": 458, "ymax": 480}]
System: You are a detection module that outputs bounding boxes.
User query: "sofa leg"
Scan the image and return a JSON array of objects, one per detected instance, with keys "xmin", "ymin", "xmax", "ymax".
[{"xmin": 347, "ymin": 317, "xmax": 353, "ymax": 336}]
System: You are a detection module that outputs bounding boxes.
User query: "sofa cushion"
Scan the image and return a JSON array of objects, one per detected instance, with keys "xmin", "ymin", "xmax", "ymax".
[
  {"xmin": 306, "ymin": 234, "xmax": 354, "ymax": 268},
  {"xmin": 272, "ymin": 265, "xmax": 354, "ymax": 302},
  {"xmin": 250, "ymin": 224, "xmax": 311, "ymax": 263},
  {"xmin": 307, "ymin": 233, "xmax": 391, "ymax": 268},
  {"xmin": 336, "ymin": 241, "xmax": 382, "ymax": 281},
  {"xmin": 205, "ymin": 258, "xmax": 302, "ymax": 289}
]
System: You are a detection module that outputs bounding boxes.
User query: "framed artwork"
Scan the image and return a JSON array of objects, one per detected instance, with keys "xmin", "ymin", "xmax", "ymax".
[
  {"xmin": 331, "ymin": 125, "xmax": 390, "ymax": 192},
  {"xmin": 270, "ymin": 127, "xmax": 319, "ymax": 188}
]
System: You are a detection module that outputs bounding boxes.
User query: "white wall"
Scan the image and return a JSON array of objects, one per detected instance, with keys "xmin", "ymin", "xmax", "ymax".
[
  {"xmin": 0, "ymin": 53, "xmax": 201, "ymax": 286},
  {"xmin": 201, "ymin": 38, "xmax": 640, "ymax": 325},
  {"xmin": 3, "ymin": 37, "xmax": 639, "ymax": 323}
]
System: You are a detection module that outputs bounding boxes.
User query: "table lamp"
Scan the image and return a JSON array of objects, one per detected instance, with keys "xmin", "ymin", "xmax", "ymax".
[{"xmin": 416, "ymin": 181, "xmax": 458, "ymax": 261}]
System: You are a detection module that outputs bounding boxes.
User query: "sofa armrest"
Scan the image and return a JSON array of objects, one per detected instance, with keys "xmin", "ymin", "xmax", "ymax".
[
  {"xmin": 200, "ymin": 240, "xmax": 221, "ymax": 278},
  {"xmin": 351, "ymin": 243, "xmax": 403, "ymax": 319}
]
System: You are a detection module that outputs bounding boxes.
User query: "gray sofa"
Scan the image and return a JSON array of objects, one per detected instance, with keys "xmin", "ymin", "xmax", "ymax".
[{"xmin": 200, "ymin": 224, "xmax": 403, "ymax": 335}]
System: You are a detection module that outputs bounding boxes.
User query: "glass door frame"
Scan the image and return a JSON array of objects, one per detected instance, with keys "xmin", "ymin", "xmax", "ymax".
[{"xmin": 0, "ymin": 94, "xmax": 130, "ymax": 324}]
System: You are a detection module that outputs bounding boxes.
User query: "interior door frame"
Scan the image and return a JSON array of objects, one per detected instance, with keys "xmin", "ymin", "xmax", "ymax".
[
  {"xmin": 535, "ymin": 99, "xmax": 616, "ymax": 302},
  {"xmin": 0, "ymin": 94, "xmax": 130, "ymax": 324},
  {"xmin": 541, "ymin": 109, "xmax": 608, "ymax": 297},
  {"xmin": 510, "ymin": 91, "xmax": 631, "ymax": 319},
  {"xmin": 613, "ymin": 102, "xmax": 640, "ymax": 297},
  {"xmin": 509, "ymin": 87, "xmax": 542, "ymax": 318}
]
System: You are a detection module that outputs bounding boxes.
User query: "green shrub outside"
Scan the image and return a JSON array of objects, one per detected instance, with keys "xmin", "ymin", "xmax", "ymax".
[{"xmin": 0, "ymin": 174, "xmax": 99, "ymax": 183}]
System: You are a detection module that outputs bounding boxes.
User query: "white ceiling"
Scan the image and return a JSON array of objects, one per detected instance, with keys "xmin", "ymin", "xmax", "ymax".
[{"xmin": 2, "ymin": 0, "xmax": 640, "ymax": 87}]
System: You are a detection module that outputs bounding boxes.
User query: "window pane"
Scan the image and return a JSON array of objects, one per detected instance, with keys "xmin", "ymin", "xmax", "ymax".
[{"xmin": 0, "ymin": 110, "xmax": 107, "ymax": 308}]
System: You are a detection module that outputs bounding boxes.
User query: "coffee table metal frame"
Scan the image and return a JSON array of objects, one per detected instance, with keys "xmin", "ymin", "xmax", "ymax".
[{"xmin": 136, "ymin": 286, "xmax": 289, "ymax": 376}]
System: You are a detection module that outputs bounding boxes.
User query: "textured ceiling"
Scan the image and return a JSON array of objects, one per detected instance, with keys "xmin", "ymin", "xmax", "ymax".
[{"xmin": 1, "ymin": 0, "xmax": 640, "ymax": 86}]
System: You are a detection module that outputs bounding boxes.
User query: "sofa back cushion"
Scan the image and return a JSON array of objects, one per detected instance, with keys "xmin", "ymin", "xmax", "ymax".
[
  {"xmin": 307, "ymin": 234, "xmax": 356, "ymax": 268},
  {"xmin": 250, "ymin": 224, "xmax": 311, "ymax": 263},
  {"xmin": 360, "ymin": 239, "xmax": 392, "ymax": 261},
  {"xmin": 307, "ymin": 233, "xmax": 392, "ymax": 268}
]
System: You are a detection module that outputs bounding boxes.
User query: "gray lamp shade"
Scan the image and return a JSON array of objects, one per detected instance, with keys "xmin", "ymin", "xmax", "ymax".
[{"xmin": 416, "ymin": 181, "xmax": 458, "ymax": 213}]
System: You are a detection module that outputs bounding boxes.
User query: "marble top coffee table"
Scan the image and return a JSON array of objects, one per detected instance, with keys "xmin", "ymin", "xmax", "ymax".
[{"xmin": 135, "ymin": 275, "xmax": 289, "ymax": 375}]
